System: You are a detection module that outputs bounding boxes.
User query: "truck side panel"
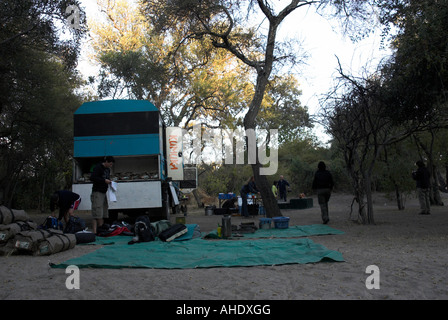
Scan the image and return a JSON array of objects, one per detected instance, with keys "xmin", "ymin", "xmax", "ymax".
[{"xmin": 73, "ymin": 181, "xmax": 162, "ymax": 211}]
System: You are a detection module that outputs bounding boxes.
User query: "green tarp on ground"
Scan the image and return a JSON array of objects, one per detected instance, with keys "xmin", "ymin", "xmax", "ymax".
[
  {"xmin": 204, "ymin": 224, "xmax": 344, "ymax": 239},
  {"xmin": 50, "ymin": 224, "xmax": 345, "ymax": 269},
  {"xmin": 89, "ymin": 224, "xmax": 199, "ymax": 246},
  {"xmin": 51, "ymin": 237, "xmax": 344, "ymax": 269},
  {"xmin": 244, "ymin": 224, "xmax": 344, "ymax": 238}
]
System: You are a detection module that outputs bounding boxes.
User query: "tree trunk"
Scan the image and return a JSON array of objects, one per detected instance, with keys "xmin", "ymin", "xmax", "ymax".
[
  {"xmin": 364, "ymin": 174, "xmax": 375, "ymax": 225},
  {"xmin": 252, "ymin": 163, "xmax": 282, "ymax": 218},
  {"xmin": 356, "ymin": 189, "xmax": 367, "ymax": 224},
  {"xmin": 242, "ymin": 19, "xmax": 282, "ymax": 218},
  {"xmin": 192, "ymin": 189, "xmax": 203, "ymax": 208},
  {"xmin": 395, "ymin": 184, "xmax": 405, "ymax": 210}
]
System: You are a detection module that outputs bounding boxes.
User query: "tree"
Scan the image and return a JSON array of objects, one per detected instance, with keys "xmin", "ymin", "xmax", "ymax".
[
  {"xmin": 411, "ymin": 130, "xmax": 446, "ymax": 206},
  {"xmin": 258, "ymin": 75, "xmax": 313, "ymax": 144},
  {"xmin": 89, "ymin": 0, "xmax": 254, "ymax": 127},
  {"xmin": 378, "ymin": 0, "xmax": 448, "ymax": 125},
  {"xmin": 321, "ymin": 63, "xmax": 419, "ymax": 224},
  {"xmin": 142, "ymin": 0, "xmax": 376, "ymax": 217},
  {"xmin": 317, "ymin": 0, "xmax": 448, "ymax": 224},
  {"xmin": 0, "ymin": 0, "xmax": 86, "ymax": 208},
  {"xmin": 380, "ymin": 0, "xmax": 448, "ymax": 208},
  {"xmin": 376, "ymin": 138, "xmax": 416, "ymax": 210}
]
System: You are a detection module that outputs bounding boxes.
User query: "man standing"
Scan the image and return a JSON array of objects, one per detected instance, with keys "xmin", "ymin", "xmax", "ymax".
[
  {"xmin": 412, "ymin": 160, "xmax": 431, "ymax": 215},
  {"xmin": 90, "ymin": 156, "xmax": 115, "ymax": 233},
  {"xmin": 312, "ymin": 161, "xmax": 334, "ymax": 224},
  {"xmin": 277, "ymin": 175, "xmax": 290, "ymax": 202}
]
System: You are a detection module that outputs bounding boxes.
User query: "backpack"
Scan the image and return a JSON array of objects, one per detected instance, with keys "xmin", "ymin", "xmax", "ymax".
[
  {"xmin": 40, "ymin": 216, "xmax": 63, "ymax": 231},
  {"xmin": 63, "ymin": 216, "xmax": 86, "ymax": 234},
  {"xmin": 128, "ymin": 215, "xmax": 155, "ymax": 244}
]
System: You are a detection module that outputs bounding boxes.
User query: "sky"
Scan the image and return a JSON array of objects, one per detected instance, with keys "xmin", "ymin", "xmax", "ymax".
[{"xmin": 76, "ymin": 1, "xmax": 392, "ymax": 144}]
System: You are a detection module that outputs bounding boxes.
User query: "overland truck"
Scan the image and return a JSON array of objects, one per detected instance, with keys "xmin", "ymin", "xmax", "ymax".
[{"xmin": 71, "ymin": 99, "xmax": 196, "ymax": 221}]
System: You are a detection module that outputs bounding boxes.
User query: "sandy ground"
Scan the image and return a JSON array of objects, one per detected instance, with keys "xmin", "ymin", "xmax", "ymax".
[{"xmin": 1, "ymin": 192, "xmax": 447, "ymax": 301}]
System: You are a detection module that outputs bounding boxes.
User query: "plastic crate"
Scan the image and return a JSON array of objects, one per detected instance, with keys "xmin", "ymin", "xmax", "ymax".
[
  {"xmin": 219, "ymin": 193, "xmax": 236, "ymax": 200},
  {"xmin": 273, "ymin": 217, "xmax": 289, "ymax": 229}
]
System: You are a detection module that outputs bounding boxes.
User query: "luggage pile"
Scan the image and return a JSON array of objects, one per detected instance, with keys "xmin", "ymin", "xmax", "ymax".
[
  {"xmin": 0, "ymin": 205, "xmax": 82, "ymax": 256},
  {"xmin": 13, "ymin": 228, "xmax": 76, "ymax": 256},
  {"xmin": 128, "ymin": 217, "xmax": 189, "ymax": 244},
  {"xmin": 1, "ymin": 207, "xmax": 196, "ymax": 256}
]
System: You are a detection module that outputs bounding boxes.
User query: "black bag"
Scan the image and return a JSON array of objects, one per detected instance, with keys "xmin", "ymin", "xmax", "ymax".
[
  {"xmin": 158, "ymin": 224, "xmax": 187, "ymax": 242},
  {"xmin": 75, "ymin": 231, "xmax": 96, "ymax": 244},
  {"xmin": 128, "ymin": 215, "xmax": 155, "ymax": 244},
  {"xmin": 63, "ymin": 216, "xmax": 86, "ymax": 234}
]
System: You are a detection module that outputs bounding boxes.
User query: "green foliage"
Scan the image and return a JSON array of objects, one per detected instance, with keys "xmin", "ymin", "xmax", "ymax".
[
  {"xmin": 0, "ymin": 49, "xmax": 84, "ymax": 209},
  {"xmin": 378, "ymin": 0, "xmax": 448, "ymax": 124},
  {"xmin": 0, "ymin": 0, "xmax": 86, "ymax": 209},
  {"xmin": 279, "ymin": 138, "xmax": 351, "ymax": 194},
  {"xmin": 257, "ymin": 75, "xmax": 313, "ymax": 143},
  {"xmin": 198, "ymin": 163, "xmax": 252, "ymax": 195},
  {"xmin": 196, "ymin": 135, "xmax": 355, "ymax": 198},
  {"xmin": 5, "ymin": 0, "xmax": 448, "ymax": 214}
]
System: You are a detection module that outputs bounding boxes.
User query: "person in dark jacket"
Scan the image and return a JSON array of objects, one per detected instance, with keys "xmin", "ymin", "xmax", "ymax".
[
  {"xmin": 90, "ymin": 156, "xmax": 115, "ymax": 233},
  {"xmin": 312, "ymin": 161, "xmax": 334, "ymax": 224},
  {"xmin": 277, "ymin": 175, "xmax": 290, "ymax": 202},
  {"xmin": 50, "ymin": 190, "xmax": 81, "ymax": 223},
  {"xmin": 240, "ymin": 176, "xmax": 260, "ymax": 217},
  {"xmin": 412, "ymin": 160, "xmax": 431, "ymax": 215}
]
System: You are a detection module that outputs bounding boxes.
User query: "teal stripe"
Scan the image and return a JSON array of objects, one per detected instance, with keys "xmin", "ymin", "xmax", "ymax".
[
  {"xmin": 74, "ymin": 134, "xmax": 161, "ymax": 157},
  {"xmin": 75, "ymin": 99, "xmax": 159, "ymax": 114}
]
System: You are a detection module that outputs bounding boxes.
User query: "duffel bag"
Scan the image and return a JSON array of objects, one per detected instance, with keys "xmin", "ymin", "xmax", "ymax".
[
  {"xmin": 0, "ymin": 221, "xmax": 37, "ymax": 244},
  {"xmin": 0, "ymin": 241, "xmax": 16, "ymax": 256},
  {"xmin": 36, "ymin": 233, "xmax": 76, "ymax": 256},
  {"xmin": 158, "ymin": 224, "xmax": 187, "ymax": 242},
  {"xmin": 13, "ymin": 229, "xmax": 63, "ymax": 253},
  {"xmin": 0, "ymin": 206, "xmax": 29, "ymax": 225}
]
